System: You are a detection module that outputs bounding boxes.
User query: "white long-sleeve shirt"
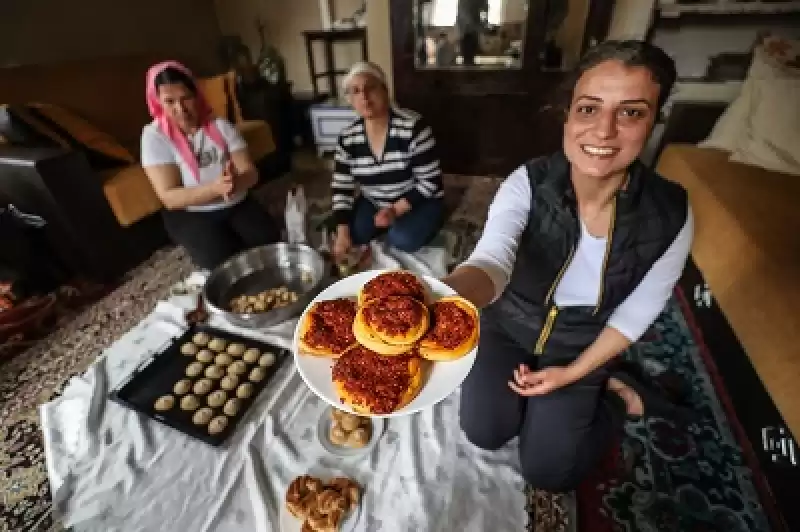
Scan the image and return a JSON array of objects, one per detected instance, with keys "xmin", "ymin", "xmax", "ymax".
[{"xmin": 463, "ymin": 165, "xmax": 694, "ymax": 342}]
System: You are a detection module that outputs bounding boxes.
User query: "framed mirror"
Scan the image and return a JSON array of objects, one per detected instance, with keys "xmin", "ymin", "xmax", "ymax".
[
  {"xmin": 414, "ymin": 0, "xmax": 530, "ymax": 69},
  {"xmin": 413, "ymin": 0, "xmax": 593, "ymax": 71}
]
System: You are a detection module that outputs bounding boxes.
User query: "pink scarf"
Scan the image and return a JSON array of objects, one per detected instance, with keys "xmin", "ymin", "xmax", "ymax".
[{"xmin": 145, "ymin": 61, "xmax": 227, "ymax": 183}]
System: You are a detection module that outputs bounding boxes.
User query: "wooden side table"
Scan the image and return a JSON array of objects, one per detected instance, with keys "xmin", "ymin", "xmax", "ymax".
[{"xmin": 303, "ymin": 28, "xmax": 368, "ymax": 99}]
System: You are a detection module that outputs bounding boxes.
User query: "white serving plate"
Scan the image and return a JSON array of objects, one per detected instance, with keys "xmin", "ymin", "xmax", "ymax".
[{"xmin": 292, "ymin": 269, "xmax": 478, "ymax": 418}]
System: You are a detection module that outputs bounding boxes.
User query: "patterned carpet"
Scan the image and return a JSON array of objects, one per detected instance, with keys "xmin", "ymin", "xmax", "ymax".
[
  {"xmin": 577, "ymin": 291, "xmax": 782, "ymax": 532},
  {"xmin": 0, "ymin": 166, "xmax": 781, "ymax": 532}
]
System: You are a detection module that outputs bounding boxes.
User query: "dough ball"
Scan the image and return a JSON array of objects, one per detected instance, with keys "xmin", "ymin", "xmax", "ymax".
[
  {"xmin": 192, "ymin": 332, "xmax": 211, "ymax": 346},
  {"xmin": 347, "ymin": 427, "xmax": 370, "ymax": 447},
  {"xmin": 186, "ymin": 361, "xmax": 205, "ymax": 377},
  {"xmin": 330, "ymin": 425, "xmax": 348, "ymax": 446},
  {"xmin": 339, "ymin": 412, "xmax": 361, "ymax": 432},
  {"xmin": 331, "ymin": 408, "xmax": 345, "ymax": 421},
  {"xmin": 196, "ymin": 349, "xmax": 214, "ymax": 363},
  {"xmin": 180, "ymin": 394, "xmax": 200, "ymax": 411},
  {"xmin": 227, "ymin": 343, "xmax": 246, "ymax": 356},
  {"xmin": 259, "ymin": 352, "xmax": 276, "ymax": 367},
  {"xmin": 193, "ymin": 378, "xmax": 214, "ymax": 395},
  {"xmin": 180, "ymin": 342, "xmax": 199, "ymax": 356},
  {"xmin": 249, "ymin": 367, "xmax": 266, "ymax": 383},
  {"xmin": 173, "ymin": 379, "xmax": 191, "ymax": 395},
  {"xmin": 205, "ymin": 365, "xmax": 225, "ymax": 380},
  {"xmin": 208, "ymin": 338, "xmax": 227, "ymax": 352},
  {"xmin": 154, "ymin": 395, "xmax": 175, "ymax": 412},
  {"xmin": 228, "ymin": 360, "xmax": 247, "ymax": 376},
  {"xmin": 207, "ymin": 390, "xmax": 228, "ymax": 408},
  {"xmin": 215, "ymin": 353, "xmax": 233, "ymax": 366},
  {"xmin": 220, "ymin": 375, "xmax": 239, "ymax": 391},
  {"xmin": 223, "ymin": 398, "xmax": 241, "ymax": 417},
  {"xmin": 236, "ymin": 382, "xmax": 254, "ymax": 399},
  {"xmin": 192, "ymin": 407, "xmax": 214, "ymax": 426},
  {"xmin": 208, "ymin": 416, "xmax": 228, "ymax": 435},
  {"xmin": 242, "ymin": 349, "xmax": 259, "ymax": 364}
]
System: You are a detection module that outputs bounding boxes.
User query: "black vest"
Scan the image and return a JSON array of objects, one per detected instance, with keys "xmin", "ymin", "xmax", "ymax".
[{"xmin": 485, "ymin": 151, "xmax": 688, "ymax": 360}]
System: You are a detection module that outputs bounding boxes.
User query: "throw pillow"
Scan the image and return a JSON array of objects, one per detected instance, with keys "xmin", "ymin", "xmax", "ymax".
[
  {"xmin": 758, "ymin": 35, "xmax": 800, "ymax": 77},
  {"xmin": 26, "ymin": 103, "xmax": 135, "ymax": 164},
  {"xmin": 196, "ymin": 74, "xmax": 230, "ymax": 120},
  {"xmin": 729, "ymin": 79, "xmax": 800, "ymax": 177},
  {"xmin": 698, "ymin": 80, "xmax": 753, "ymax": 152},
  {"xmin": 700, "ymin": 36, "xmax": 800, "ymax": 153}
]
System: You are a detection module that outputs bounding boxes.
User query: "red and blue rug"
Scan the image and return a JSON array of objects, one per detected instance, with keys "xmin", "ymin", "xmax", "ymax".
[{"xmin": 575, "ymin": 290, "xmax": 784, "ymax": 532}]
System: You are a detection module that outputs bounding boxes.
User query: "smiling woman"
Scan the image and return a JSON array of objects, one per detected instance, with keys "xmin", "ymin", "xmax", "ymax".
[{"xmin": 442, "ymin": 41, "xmax": 696, "ymax": 492}]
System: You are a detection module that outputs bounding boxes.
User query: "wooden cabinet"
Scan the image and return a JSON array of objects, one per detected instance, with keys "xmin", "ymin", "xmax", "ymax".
[{"xmin": 390, "ymin": 0, "xmax": 615, "ymax": 176}]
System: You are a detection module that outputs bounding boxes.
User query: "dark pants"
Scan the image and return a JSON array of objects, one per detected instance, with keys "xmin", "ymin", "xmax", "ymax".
[
  {"xmin": 162, "ymin": 195, "xmax": 280, "ymax": 270},
  {"xmin": 350, "ymin": 196, "xmax": 444, "ymax": 253},
  {"xmin": 459, "ymin": 317, "xmax": 616, "ymax": 492}
]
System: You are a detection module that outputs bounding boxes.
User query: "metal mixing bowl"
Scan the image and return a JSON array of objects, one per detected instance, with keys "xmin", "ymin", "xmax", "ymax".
[{"xmin": 203, "ymin": 243, "xmax": 328, "ymax": 329}]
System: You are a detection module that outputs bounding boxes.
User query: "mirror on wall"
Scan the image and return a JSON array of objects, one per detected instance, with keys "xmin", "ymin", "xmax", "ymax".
[
  {"xmin": 413, "ymin": 0, "xmax": 592, "ymax": 71},
  {"xmin": 414, "ymin": 0, "xmax": 529, "ymax": 69}
]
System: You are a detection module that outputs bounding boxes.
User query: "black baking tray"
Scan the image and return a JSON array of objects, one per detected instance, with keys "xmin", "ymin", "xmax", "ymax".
[{"xmin": 110, "ymin": 323, "xmax": 289, "ymax": 447}]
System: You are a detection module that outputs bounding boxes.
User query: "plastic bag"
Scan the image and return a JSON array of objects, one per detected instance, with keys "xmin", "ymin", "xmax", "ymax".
[{"xmin": 285, "ymin": 186, "xmax": 308, "ymax": 244}]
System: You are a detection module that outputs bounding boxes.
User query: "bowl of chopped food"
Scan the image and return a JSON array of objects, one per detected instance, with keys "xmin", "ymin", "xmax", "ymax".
[{"xmin": 203, "ymin": 243, "xmax": 328, "ymax": 329}]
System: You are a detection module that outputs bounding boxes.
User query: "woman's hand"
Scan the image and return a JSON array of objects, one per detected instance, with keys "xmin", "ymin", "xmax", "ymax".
[
  {"xmin": 213, "ymin": 169, "xmax": 235, "ymax": 200},
  {"xmin": 374, "ymin": 207, "xmax": 396, "ymax": 228},
  {"xmin": 332, "ymin": 226, "xmax": 352, "ymax": 261},
  {"xmin": 508, "ymin": 364, "xmax": 580, "ymax": 396}
]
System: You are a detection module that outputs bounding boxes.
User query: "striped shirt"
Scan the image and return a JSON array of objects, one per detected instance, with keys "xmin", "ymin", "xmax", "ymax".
[{"xmin": 332, "ymin": 107, "xmax": 444, "ymax": 224}]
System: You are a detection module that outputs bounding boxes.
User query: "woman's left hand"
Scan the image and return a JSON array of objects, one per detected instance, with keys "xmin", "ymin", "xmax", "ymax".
[{"xmin": 508, "ymin": 364, "xmax": 578, "ymax": 396}]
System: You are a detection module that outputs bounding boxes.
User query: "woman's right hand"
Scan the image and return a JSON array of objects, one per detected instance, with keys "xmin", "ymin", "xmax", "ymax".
[
  {"xmin": 332, "ymin": 227, "xmax": 352, "ymax": 262},
  {"xmin": 212, "ymin": 171, "xmax": 234, "ymax": 200}
]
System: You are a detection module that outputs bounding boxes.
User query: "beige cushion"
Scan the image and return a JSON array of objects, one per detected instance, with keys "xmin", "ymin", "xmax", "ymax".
[
  {"xmin": 101, "ymin": 164, "xmax": 162, "ymax": 227},
  {"xmin": 700, "ymin": 38, "xmax": 800, "ymax": 153},
  {"xmin": 729, "ymin": 79, "xmax": 800, "ymax": 176}
]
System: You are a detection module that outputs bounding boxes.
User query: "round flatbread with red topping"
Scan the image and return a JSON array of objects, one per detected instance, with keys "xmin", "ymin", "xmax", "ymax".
[
  {"xmin": 358, "ymin": 270, "xmax": 427, "ymax": 306},
  {"xmin": 332, "ymin": 344, "xmax": 426, "ymax": 414},
  {"xmin": 298, "ymin": 298, "xmax": 358, "ymax": 358},
  {"xmin": 353, "ymin": 295, "xmax": 429, "ymax": 355},
  {"xmin": 418, "ymin": 296, "xmax": 479, "ymax": 361}
]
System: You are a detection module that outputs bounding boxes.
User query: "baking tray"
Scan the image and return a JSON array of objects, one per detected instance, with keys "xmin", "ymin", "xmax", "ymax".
[{"xmin": 110, "ymin": 323, "xmax": 289, "ymax": 447}]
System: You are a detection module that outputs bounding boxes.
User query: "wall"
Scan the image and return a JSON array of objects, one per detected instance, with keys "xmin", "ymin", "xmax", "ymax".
[
  {"xmin": 366, "ymin": 0, "xmax": 394, "ymax": 96},
  {"xmin": 0, "ymin": 0, "xmax": 221, "ymax": 71},
  {"xmin": 215, "ymin": 0, "xmax": 367, "ymax": 95}
]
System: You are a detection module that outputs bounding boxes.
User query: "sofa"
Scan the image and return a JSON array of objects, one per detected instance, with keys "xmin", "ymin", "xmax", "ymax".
[
  {"xmin": 659, "ymin": 142, "xmax": 800, "ymax": 437},
  {"xmin": 0, "ymin": 55, "xmax": 277, "ymax": 278}
]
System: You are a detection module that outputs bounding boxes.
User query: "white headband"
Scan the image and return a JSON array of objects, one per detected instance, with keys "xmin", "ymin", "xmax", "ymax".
[{"xmin": 342, "ymin": 61, "xmax": 387, "ymax": 94}]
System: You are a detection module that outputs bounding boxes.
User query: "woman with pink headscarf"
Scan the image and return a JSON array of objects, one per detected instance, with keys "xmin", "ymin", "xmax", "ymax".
[{"xmin": 140, "ymin": 61, "xmax": 279, "ymax": 269}]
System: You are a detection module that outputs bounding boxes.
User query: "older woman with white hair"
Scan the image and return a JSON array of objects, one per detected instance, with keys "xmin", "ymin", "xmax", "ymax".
[{"xmin": 331, "ymin": 61, "xmax": 445, "ymax": 261}]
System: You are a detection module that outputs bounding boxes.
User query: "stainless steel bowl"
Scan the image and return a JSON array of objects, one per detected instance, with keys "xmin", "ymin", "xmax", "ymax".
[{"xmin": 203, "ymin": 243, "xmax": 328, "ymax": 329}]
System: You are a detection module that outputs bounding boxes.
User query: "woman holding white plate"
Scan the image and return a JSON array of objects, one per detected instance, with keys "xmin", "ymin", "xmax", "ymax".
[{"xmin": 443, "ymin": 41, "xmax": 696, "ymax": 492}]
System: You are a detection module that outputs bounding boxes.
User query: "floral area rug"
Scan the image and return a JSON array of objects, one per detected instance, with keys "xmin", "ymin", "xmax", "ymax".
[{"xmin": 577, "ymin": 290, "xmax": 783, "ymax": 532}]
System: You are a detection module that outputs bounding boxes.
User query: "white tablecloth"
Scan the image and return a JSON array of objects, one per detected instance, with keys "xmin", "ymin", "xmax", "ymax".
[{"xmin": 40, "ymin": 244, "xmax": 527, "ymax": 532}]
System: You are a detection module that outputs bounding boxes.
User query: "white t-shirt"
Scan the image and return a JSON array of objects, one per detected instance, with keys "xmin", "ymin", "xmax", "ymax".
[
  {"xmin": 463, "ymin": 165, "xmax": 694, "ymax": 342},
  {"xmin": 140, "ymin": 118, "xmax": 248, "ymax": 212}
]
